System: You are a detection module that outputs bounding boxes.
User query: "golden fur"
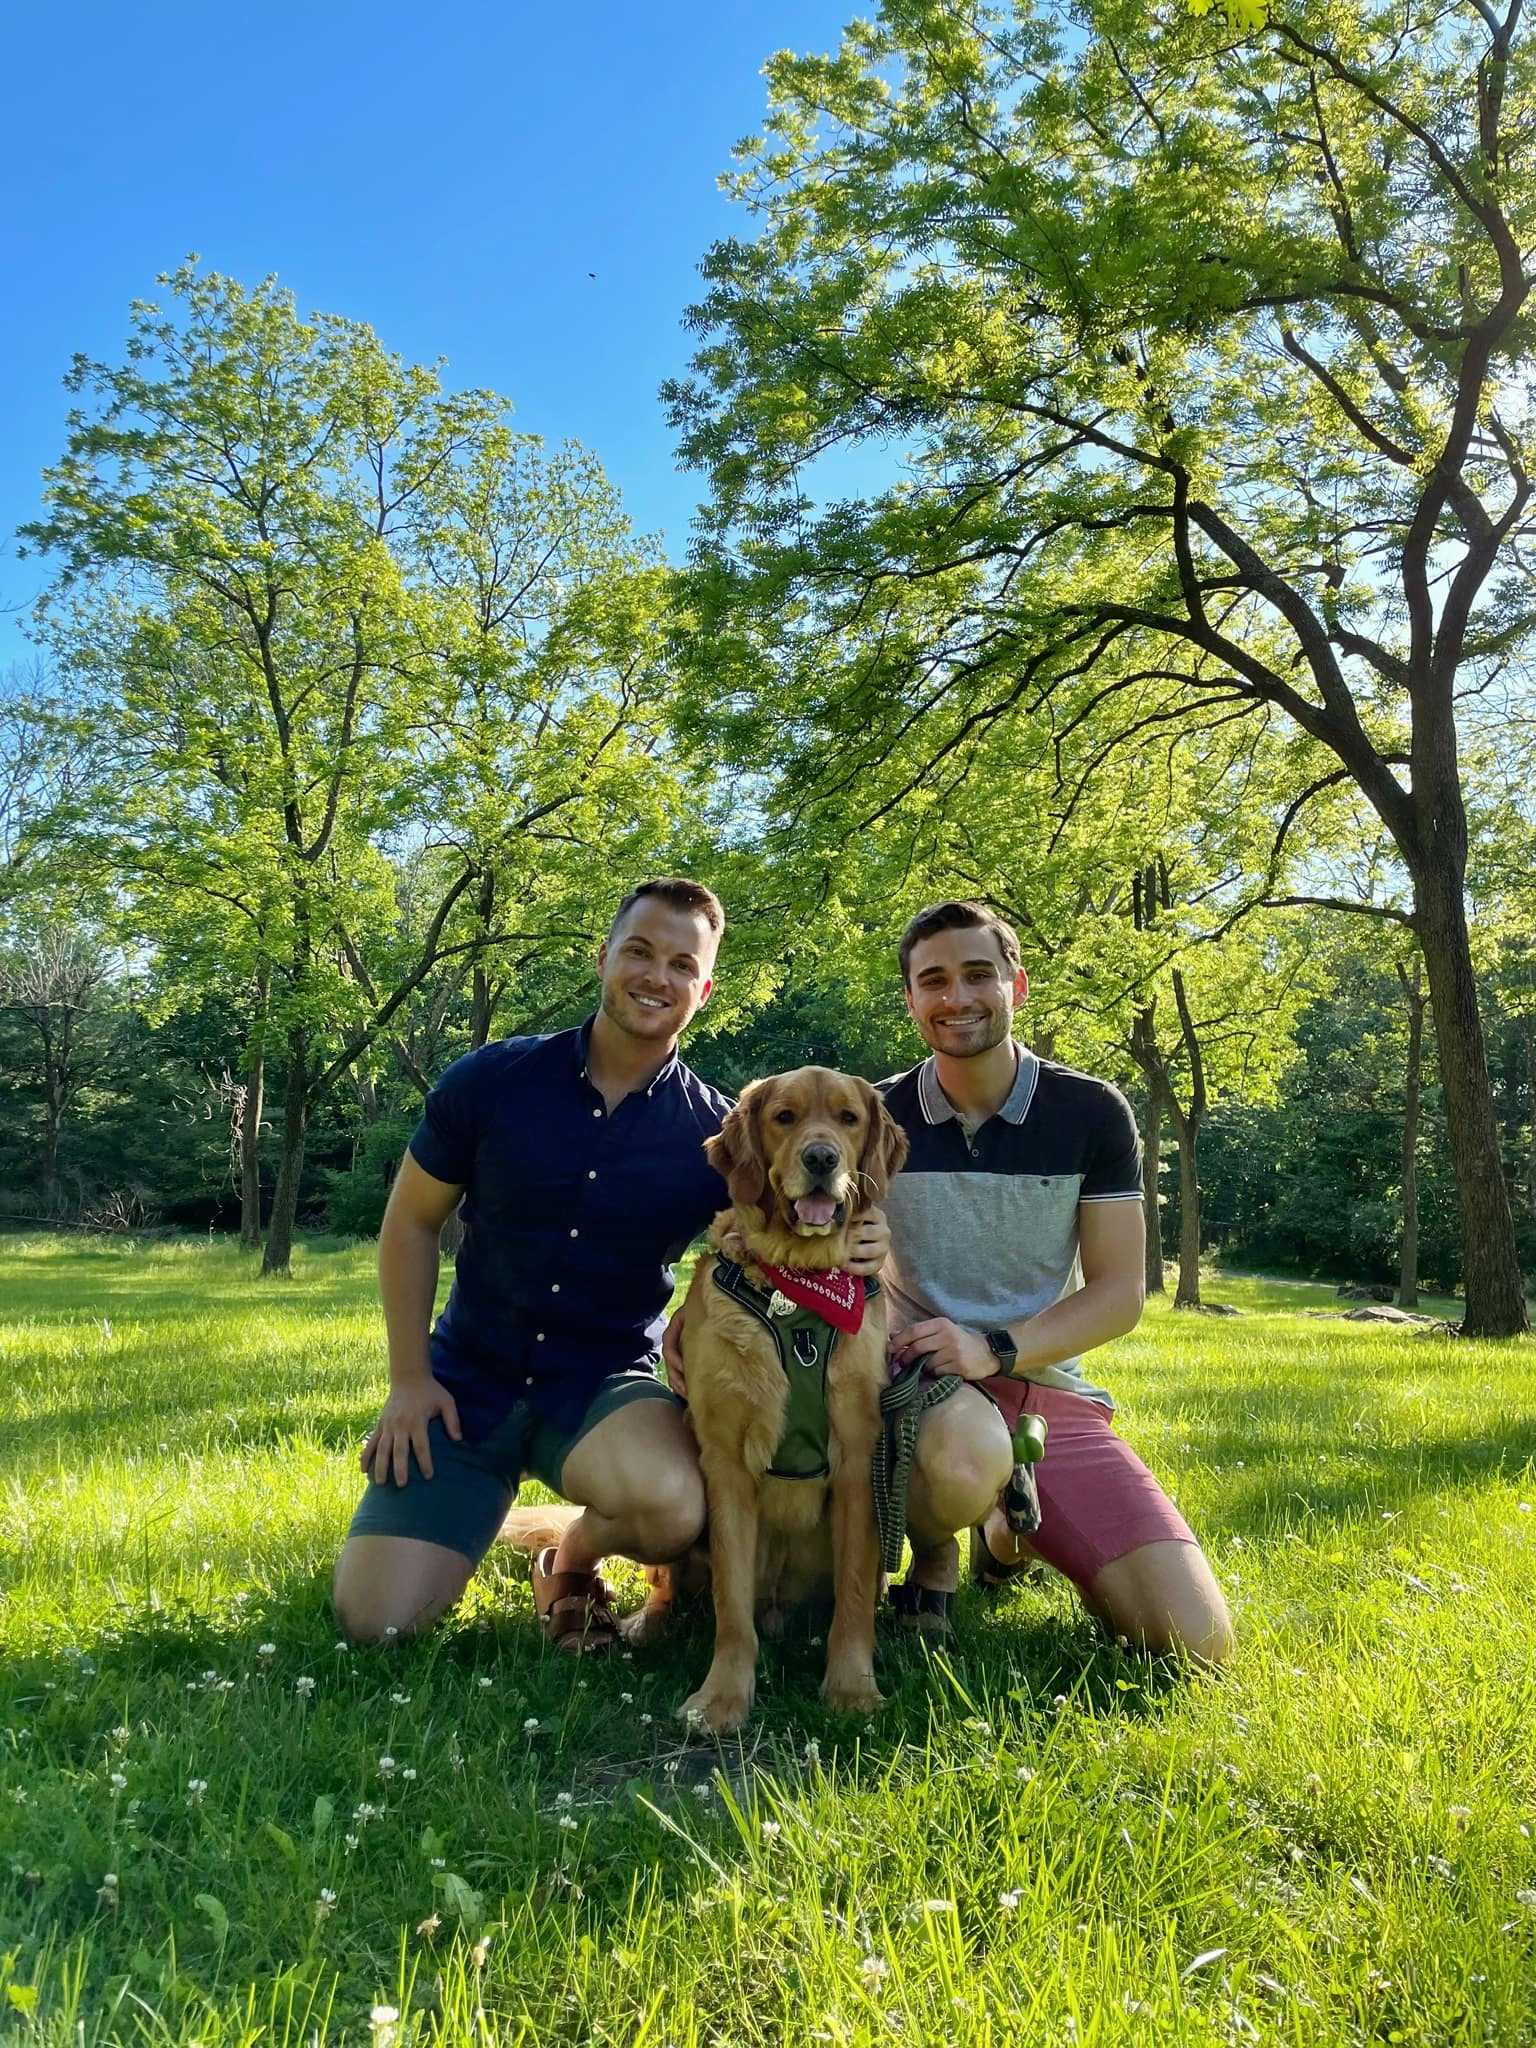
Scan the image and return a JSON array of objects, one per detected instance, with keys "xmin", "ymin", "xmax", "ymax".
[{"xmin": 673, "ymin": 1066, "xmax": 908, "ymax": 1734}]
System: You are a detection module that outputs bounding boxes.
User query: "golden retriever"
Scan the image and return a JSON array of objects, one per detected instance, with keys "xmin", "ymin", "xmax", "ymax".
[{"xmin": 673, "ymin": 1066, "xmax": 908, "ymax": 1734}]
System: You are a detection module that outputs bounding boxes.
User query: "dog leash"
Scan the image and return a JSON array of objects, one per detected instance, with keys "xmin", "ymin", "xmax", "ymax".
[{"xmin": 873, "ymin": 1362, "xmax": 964, "ymax": 1574}]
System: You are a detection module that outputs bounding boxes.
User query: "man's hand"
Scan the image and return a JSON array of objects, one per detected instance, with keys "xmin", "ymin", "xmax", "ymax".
[
  {"xmin": 662, "ymin": 1302, "xmax": 688, "ymax": 1402},
  {"xmin": 845, "ymin": 1204, "xmax": 891, "ymax": 1277},
  {"xmin": 888, "ymin": 1316, "xmax": 997, "ymax": 1381},
  {"xmin": 362, "ymin": 1376, "xmax": 462, "ymax": 1487}
]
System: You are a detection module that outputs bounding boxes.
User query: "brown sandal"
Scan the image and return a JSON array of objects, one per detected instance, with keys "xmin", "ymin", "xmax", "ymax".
[{"xmin": 531, "ymin": 1546, "xmax": 620, "ymax": 1656}]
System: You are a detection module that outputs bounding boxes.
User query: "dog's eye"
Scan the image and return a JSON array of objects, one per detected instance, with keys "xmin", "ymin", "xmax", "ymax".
[
  {"xmin": 838, "ymin": 1110, "xmax": 860, "ymax": 1125},
  {"xmin": 773, "ymin": 1108, "xmax": 797, "ymax": 1125}
]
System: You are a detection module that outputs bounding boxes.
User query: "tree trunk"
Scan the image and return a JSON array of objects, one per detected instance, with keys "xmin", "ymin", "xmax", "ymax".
[
  {"xmin": 239, "ymin": 978, "xmax": 268, "ymax": 1251},
  {"xmin": 1397, "ymin": 960, "xmax": 1425, "ymax": 1309},
  {"xmin": 1413, "ymin": 854, "xmax": 1528, "ymax": 1334},
  {"xmin": 262, "ymin": 1029, "xmax": 310, "ymax": 1277},
  {"xmin": 1170, "ymin": 1103, "xmax": 1202, "ymax": 1308},
  {"xmin": 1524, "ymin": 1013, "xmax": 1536, "ymax": 1218},
  {"xmin": 1142, "ymin": 1076, "xmax": 1165, "ymax": 1295},
  {"xmin": 41, "ymin": 1088, "xmax": 61, "ymax": 1214},
  {"xmin": 470, "ymin": 872, "xmax": 496, "ymax": 1048}
]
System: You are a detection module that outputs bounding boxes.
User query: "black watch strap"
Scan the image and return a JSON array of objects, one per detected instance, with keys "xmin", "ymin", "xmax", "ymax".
[{"xmin": 985, "ymin": 1328, "xmax": 1019, "ymax": 1375}]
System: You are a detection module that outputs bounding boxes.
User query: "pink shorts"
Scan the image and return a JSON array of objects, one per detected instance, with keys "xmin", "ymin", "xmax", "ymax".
[{"xmin": 984, "ymin": 1377, "xmax": 1196, "ymax": 1588}]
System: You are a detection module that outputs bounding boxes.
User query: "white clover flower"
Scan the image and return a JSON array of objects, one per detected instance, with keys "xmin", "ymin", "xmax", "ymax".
[
  {"xmin": 559, "ymin": 1815, "xmax": 579, "ymax": 1831},
  {"xmin": 391, "ymin": 1691, "xmax": 411, "ymax": 1706},
  {"xmin": 384, "ymin": 1627, "xmax": 399, "ymax": 1639},
  {"xmin": 187, "ymin": 1778, "xmax": 208, "ymax": 1803},
  {"xmin": 999, "ymin": 1889, "xmax": 1023, "ymax": 1910},
  {"xmin": 430, "ymin": 1856, "xmax": 445, "ymax": 1868},
  {"xmin": 319, "ymin": 1888, "xmax": 337, "ymax": 1903},
  {"xmin": 1016, "ymin": 1766, "xmax": 1037, "ymax": 1783},
  {"xmin": 108, "ymin": 1771, "xmax": 127, "ymax": 1792},
  {"xmin": 860, "ymin": 1955, "xmax": 890, "ymax": 1986},
  {"xmin": 369, "ymin": 2006, "xmax": 399, "ymax": 2030},
  {"xmin": 761, "ymin": 1820, "xmax": 781, "ymax": 1840},
  {"xmin": 101, "ymin": 1872, "xmax": 118, "ymax": 1889},
  {"xmin": 640, "ymin": 1713, "xmax": 653, "ymax": 1726},
  {"xmin": 803, "ymin": 1739, "xmax": 821, "ymax": 1764},
  {"xmin": 335, "ymin": 1641, "xmax": 350, "ymax": 1653},
  {"xmin": 111, "ymin": 1725, "xmax": 129, "ymax": 1742},
  {"xmin": 523, "ymin": 1717, "xmax": 540, "ymax": 1733},
  {"xmin": 555, "ymin": 1791, "xmax": 574, "ymax": 1808},
  {"xmin": 257, "ymin": 1643, "xmax": 276, "ymax": 1658},
  {"xmin": 202, "ymin": 1670, "xmax": 219, "ymax": 1683},
  {"xmin": 480, "ymin": 1677, "xmax": 495, "ymax": 1690},
  {"xmin": 1515, "ymin": 1889, "xmax": 1536, "ymax": 1908},
  {"xmin": 295, "ymin": 1676, "xmax": 316, "ymax": 1696},
  {"xmin": 401, "ymin": 1767, "xmax": 417, "ymax": 1782},
  {"xmin": 924, "ymin": 1899, "xmax": 956, "ymax": 1914},
  {"xmin": 344, "ymin": 1832, "xmax": 360, "ymax": 1852},
  {"xmin": 620, "ymin": 1692, "xmax": 634, "ymax": 1704},
  {"xmin": 378, "ymin": 1756, "xmax": 396, "ymax": 1778},
  {"xmin": 471, "ymin": 1935, "xmax": 491, "ymax": 1968},
  {"xmin": 416, "ymin": 1911, "xmax": 441, "ymax": 1938},
  {"xmin": 1052, "ymin": 1695, "xmax": 1069, "ymax": 1713},
  {"xmin": 353, "ymin": 1802, "xmax": 380, "ymax": 1823},
  {"xmin": 11, "ymin": 1787, "xmax": 27, "ymax": 1804},
  {"xmin": 693, "ymin": 1782, "xmax": 713, "ymax": 1800},
  {"xmin": 1449, "ymin": 1805, "xmax": 1471, "ymax": 1830}
]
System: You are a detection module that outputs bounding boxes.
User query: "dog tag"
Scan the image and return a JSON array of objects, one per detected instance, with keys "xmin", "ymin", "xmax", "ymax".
[
  {"xmin": 793, "ymin": 1329, "xmax": 820, "ymax": 1368},
  {"xmin": 768, "ymin": 1290, "xmax": 796, "ymax": 1318}
]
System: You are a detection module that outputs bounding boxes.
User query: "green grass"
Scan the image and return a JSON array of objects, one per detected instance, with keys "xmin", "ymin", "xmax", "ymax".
[{"xmin": 1, "ymin": 1234, "xmax": 1533, "ymax": 2046}]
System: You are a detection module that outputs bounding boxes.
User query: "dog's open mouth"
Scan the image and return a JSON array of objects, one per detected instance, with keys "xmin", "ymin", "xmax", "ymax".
[{"xmin": 791, "ymin": 1193, "xmax": 846, "ymax": 1232}]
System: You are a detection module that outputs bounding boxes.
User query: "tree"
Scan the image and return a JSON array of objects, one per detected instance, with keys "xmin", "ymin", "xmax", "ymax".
[
  {"xmin": 669, "ymin": 0, "xmax": 1534, "ymax": 1333},
  {"xmin": 24, "ymin": 266, "xmax": 685, "ymax": 1273},
  {"xmin": 0, "ymin": 921, "xmax": 114, "ymax": 1212}
]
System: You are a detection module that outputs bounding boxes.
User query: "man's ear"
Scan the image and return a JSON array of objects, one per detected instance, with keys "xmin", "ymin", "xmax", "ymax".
[
  {"xmin": 705, "ymin": 1082, "xmax": 771, "ymax": 1221},
  {"xmin": 857, "ymin": 1081, "xmax": 909, "ymax": 1205}
]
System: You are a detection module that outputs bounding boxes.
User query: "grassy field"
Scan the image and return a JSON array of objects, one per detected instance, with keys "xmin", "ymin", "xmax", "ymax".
[{"xmin": 0, "ymin": 1235, "xmax": 1533, "ymax": 2047}]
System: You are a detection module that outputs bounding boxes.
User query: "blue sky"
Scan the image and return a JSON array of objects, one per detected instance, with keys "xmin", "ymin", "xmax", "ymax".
[{"xmin": 0, "ymin": 0, "xmax": 869, "ymax": 675}]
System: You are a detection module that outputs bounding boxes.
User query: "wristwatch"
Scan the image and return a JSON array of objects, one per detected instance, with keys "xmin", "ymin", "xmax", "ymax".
[{"xmin": 985, "ymin": 1328, "xmax": 1020, "ymax": 1377}]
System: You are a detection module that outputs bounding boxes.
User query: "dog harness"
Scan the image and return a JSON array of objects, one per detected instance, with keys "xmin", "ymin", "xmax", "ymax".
[{"xmin": 710, "ymin": 1257, "xmax": 882, "ymax": 1481}]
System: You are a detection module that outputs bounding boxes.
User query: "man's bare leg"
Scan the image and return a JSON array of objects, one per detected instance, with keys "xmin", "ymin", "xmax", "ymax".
[
  {"xmin": 332, "ymin": 1535, "xmax": 474, "ymax": 1644},
  {"xmin": 552, "ymin": 1398, "xmax": 706, "ymax": 1575},
  {"xmin": 904, "ymin": 1388, "xmax": 1014, "ymax": 1591}
]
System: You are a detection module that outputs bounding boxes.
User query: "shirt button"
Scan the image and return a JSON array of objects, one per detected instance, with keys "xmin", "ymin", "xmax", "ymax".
[
  {"xmin": 587, "ymin": 1170, "xmax": 597, "ymax": 1180},
  {"xmin": 972, "ymin": 1147, "xmax": 981, "ymax": 1159},
  {"xmin": 592, "ymin": 1108, "xmax": 602, "ymax": 1119},
  {"xmin": 551, "ymin": 1283, "xmax": 560, "ymax": 1294},
  {"xmin": 569, "ymin": 1228, "xmax": 579, "ymax": 1238},
  {"xmin": 524, "ymin": 1377, "xmax": 533, "ymax": 1387},
  {"xmin": 535, "ymin": 1332, "xmax": 545, "ymax": 1342}
]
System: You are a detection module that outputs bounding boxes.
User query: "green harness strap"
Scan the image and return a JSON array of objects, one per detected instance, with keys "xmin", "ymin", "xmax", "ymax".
[
  {"xmin": 711, "ymin": 1257, "xmax": 882, "ymax": 1481},
  {"xmin": 709, "ymin": 1257, "xmax": 964, "ymax": 1570}
]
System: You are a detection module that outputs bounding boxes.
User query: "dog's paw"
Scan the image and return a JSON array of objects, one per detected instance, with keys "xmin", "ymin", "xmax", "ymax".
[
  {"xmin": 678, "ymin": 1682, "xmax": 753, "ymax": 1736},
  {"xmin": 822, "ymin": 1670, "xmax": 885, "ymax": 1717},
  {"xmin": 617, "ymin": 1603, "xmax": 671, "ymax": 1649}
]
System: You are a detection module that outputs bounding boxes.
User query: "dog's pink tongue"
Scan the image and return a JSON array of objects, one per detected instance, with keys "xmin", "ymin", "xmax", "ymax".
[{"xmin": 794, "ymin": 1194, "xmax": 839, "ymax": 1227}]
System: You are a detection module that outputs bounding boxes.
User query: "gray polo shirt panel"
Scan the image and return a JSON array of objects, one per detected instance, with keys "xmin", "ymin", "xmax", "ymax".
[{"xmin": 877, "ymin": 1049, "xmax": 1143, "ymax": 1410}]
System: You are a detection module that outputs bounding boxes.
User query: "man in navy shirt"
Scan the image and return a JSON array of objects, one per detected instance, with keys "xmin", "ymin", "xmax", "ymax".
[{"xmin": 332, "ymin": 878, "xmax": 888, "ymax": 1651}]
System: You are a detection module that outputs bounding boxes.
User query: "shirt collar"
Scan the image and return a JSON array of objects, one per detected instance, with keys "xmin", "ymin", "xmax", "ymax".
[
  {"xmin": 576, "ymin": 1013, "xmax": 682, "ymax": 1100},
  {"xmin": 918, "ymin": 1043, "xmax": 1039, "ymax": 1128}
]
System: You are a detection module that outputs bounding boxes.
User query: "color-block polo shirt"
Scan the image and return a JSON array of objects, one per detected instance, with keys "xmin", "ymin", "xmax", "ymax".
[
  {"xmin": 408, "ymin": 1020, "xmax": 731, "ymax": 1437},
  {"xmin": 877, "ymin": 1047, "xmax": 1142, "ymax": 1408}
]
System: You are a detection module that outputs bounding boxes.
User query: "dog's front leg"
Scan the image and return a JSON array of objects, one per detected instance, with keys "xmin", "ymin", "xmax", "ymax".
[
  {"xmin": 679, "ymin": 1457, "xmax": 760, "ymax": 1735},
  {"xmin": 822, "ymin": 1383, "xmax": 885, "ymax": 1717}
]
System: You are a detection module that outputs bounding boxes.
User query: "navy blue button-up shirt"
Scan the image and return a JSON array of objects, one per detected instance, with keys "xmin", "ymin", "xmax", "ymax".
[{"xmin": 407, "ymin": 1020, "xmax": 732, "ymax": 1437}]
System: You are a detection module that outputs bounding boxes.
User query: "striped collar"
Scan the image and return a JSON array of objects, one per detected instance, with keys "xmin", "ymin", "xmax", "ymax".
[{"xmin": 917, "ymin": 1043, "xmax": 1039, "ymax": 1128}]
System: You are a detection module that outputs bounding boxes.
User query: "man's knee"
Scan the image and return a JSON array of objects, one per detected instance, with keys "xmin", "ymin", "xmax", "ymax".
[
  {"xmin": 910, "ymin": 1399, "xmax": 1014, "ymax": 1536},
  {"xmin": 332, "ymin": 1536, "xmax": 471, "ymax": 1644},
  {"xmin": 620, "ymin": 1461, "xmax": 707, "ymax": 1561},
  {"xmin": 1090, "ymin": 1542, "xmax": 1233, "ymax": 1667}
]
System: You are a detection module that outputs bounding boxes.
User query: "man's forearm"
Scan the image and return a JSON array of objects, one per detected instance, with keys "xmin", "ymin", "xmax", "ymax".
[
  {"xmin": 1003, "ymin": 1276, "xmax": 1144, "ymax": 1377},
  {"xmin": 378, "ymin": 1216, "xmax": 442, "ymax": 1385}
]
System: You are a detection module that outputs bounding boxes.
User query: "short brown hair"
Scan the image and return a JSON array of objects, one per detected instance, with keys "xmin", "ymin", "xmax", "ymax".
[
  {"xmin": 898, "ymin": 901, "xmax": 1021, "ymax": 985},
  {"xmin": 608, "ymin": 877, "xmax": 725, "ymax": 948}
]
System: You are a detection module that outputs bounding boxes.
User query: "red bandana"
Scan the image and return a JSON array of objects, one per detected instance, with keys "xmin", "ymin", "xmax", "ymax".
[{"xmin": 756, "ymin": 1264, "xmax": 866, "ymax": 1335}]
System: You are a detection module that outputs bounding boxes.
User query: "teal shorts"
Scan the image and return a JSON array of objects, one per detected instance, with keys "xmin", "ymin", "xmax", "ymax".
[{"xmin": 344, "ymin": 1370, "xmax": 683, "ymax": 1564}]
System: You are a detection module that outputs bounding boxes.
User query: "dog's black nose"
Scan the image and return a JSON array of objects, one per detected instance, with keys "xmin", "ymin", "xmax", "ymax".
[{"xmin": 802, "ymin": 1141, "xmax": 841, "ymax": 1180}]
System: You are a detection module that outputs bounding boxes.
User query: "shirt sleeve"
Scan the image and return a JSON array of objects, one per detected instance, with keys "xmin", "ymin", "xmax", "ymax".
[
  {"xmin": 1079, "ymin": 1084, "xmax": 1143, "ymax": 1201},
  {"xmin": 407, "ymin": 1050, "xmax": 484, "ymax": 1188}
]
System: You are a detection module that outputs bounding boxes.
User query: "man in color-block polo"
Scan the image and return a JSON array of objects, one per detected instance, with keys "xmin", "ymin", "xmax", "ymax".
[{"xmin": 879, "ymin": 901, "xmax": 1232, "ymax": 1664}]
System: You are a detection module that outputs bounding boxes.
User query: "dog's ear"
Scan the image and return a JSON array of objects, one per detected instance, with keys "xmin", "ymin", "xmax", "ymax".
[
  {"xmin": 705, "ymin": 1083, "xmax": 772, "ymax": 1222},
  {"xmin": 857, "ymin": 1081, "xmax": 909, "ymax": 1205}
]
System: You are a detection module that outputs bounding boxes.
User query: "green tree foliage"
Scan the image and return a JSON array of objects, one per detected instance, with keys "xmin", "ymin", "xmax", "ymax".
[
  {"xmin": 22, "ymin": 266, "xmax": 685, "ymax": 1271},
  {"xmin": 669, "ymin": 0, "xmax": 1534, "ymax": 1332}
]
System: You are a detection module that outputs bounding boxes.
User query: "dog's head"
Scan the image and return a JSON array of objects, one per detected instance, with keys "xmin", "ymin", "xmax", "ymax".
[{"xmin": 706, "ymin": 1067, "xmax": 908, "ymax": 1259}]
